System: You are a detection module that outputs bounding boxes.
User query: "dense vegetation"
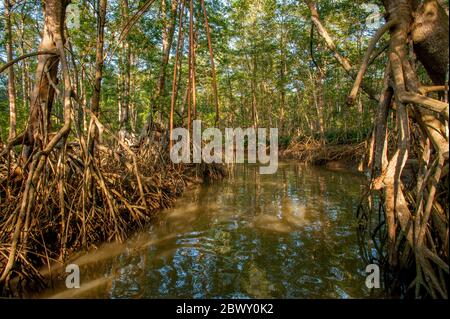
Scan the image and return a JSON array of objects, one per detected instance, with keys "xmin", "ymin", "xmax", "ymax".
[
  {"xmin": 0, "ymin": 0, "xmax": 385, "ymax": 143},
  {"xmin": 0, "ymin": 0, "xmax": 448, "ymax": 298}
]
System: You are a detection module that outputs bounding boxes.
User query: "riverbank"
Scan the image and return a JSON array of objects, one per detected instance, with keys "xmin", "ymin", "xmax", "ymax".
[
  {"xmin": 280, "ymin": 138, "xmax": 366, "ymax": 172},
  {"xmin": 0, "ymin": 142, "xmax": 226, "ymax": 297},
  {"xmin": 0, "ymin": 135, "xmax": 370, "ymax": 298},
  {"xmin": 37, "ymin": 162, "xmax": 371, "ymax": 299}
]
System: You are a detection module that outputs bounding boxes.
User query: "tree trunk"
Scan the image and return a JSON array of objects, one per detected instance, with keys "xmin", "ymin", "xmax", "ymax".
[
  {"xmin": 157, "ymin": 0, "xmax": 179, "ymax": 122},
  {"xmin": 249, "ymin": 53, "xmax": 259, "ymax": 129},
  {"xmin": 369, "ymin": 0, "xmax": 449, "ymax": 297},
  {"xmin": 141, "ymin": 0, "xmax": 178, "ymax": 139},
  {"xmin": 119, "ymin": 0, "xmax": 130, "ymax": 134},
  {"xmin": 201, "ymin": 0, "xmax": 220, "ymax": 126},
  {"xmin": 309, "ymin": 69, "xmax": 325, "ymax": 141},
  {"xmin": 19, "ymin": 9, "xmax": 30, "ymax": 112},
  {"xmin": 129, "ymin": 52, "xmax": 137, "ymax": 132},
  {"xmin": 412, "ymin": 0, "xmax": 449, "ymax": 86},
  {"xmin": 89, "ymin": 0, "xmax": 107, "ymax": 153},
  {"xmin": 80, "ymin": 67, "xmax": 87, "ymax": 132},
  {"xmin": 188, "ymin": 0, "xmax": 197, "ymax": 123},
  {"xmin": 4, "ymin": 0, "xmax": 17, "ymax": 141},
  {"xmin": 23, "ymin": 0, "xmax": 70, "ymax": 159},
  {"xmin": 279, "ymin": 16, "xmax": 287, "ymax": 136}
]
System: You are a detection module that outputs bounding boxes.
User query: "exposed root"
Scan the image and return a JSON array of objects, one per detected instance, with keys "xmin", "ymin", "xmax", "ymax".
[
  {"xmin": 307, "ymin": 0, "xmax": 449, "ymax": 298},
  {"xmin": 281, "ymin": 137, "xmax": 366, "ymax": 166},
  {"xmin": 0, "ymin": 128, "xmax": 225, "ymax": 297}
]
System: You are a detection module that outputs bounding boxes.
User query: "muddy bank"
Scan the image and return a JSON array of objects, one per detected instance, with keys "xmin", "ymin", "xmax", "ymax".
[
  {"xmin": 0, "ymin": 141, "xmax": 226, "ymax": 297},
  {"xmin": 280, "ymin": 139, "xmax": 366, "ymax": 173}
]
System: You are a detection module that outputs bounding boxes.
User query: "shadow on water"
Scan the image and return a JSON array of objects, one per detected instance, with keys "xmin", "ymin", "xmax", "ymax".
[{"xmin": 40, "ymin": 161, "xmax": 378, "ymax": 299}]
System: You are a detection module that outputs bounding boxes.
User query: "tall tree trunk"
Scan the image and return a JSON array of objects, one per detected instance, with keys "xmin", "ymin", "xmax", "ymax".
[
  {"xmin": 279, "ymin": 30, "xmax": 287, "ymax": 137},
  {"xmin": 4, "ymin": 0, "xmax": 17, "ymax": 141},
  {"xmin": 67, "ymin": 36, "xmax": 82, "ymax": 133},
  {"xmin": 201, "ymin": 0, "xmax": 220, "ymax": 126},
  {"xmin": 249, "ymin": 53, "xmax": 259, "ymax": 129},
  {"xmin": 141, "ymin": 0, "xmax": 178, "ymax": 139},
  {"xmin": 1, "ymin": 0, "xmax": 74, "ymax": 284},
  {"xmin": 119, "ymin": 0, "xmax": 130, "ymax": 134},
  {"xmin": 309, "ymin": 69, "xmax": 325, "ymax": 141},
  {"xmin": 157, "ymin": 0, "xmax": 179, "ymax": 123},
  {"xmin": 169, "ymin": 0, "xmax": 185, "ymax": 150},
  {"xmin": 23, "ymin": 0, "xmax": 70, "ymax": 159},
  {"xmin": 19, "ymin": 9, "xmax": 30, "ymax": 112},
  {"xmin": 129, "ymin": 52, "xmax": 137, "ymax": 132},
  {"xmin": 188, "ymin": 0, "xmax": 197, "ymax": 124},
  {"xmin": 89, "ymin": 0, "xmax": 107, "ymax": 153},
  {"xmin": 80, "ymin": 67, "xmax": 87, "ymax": 132}
]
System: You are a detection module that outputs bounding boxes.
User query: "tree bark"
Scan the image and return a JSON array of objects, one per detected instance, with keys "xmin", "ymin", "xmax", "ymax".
[
  {"xmin": 412, "ymin": 0, "xmax": 449, "ymax": 86},
  {"xmin": 141, "ymin": 0, "xmax": 178, "ymax": 139},
  {"xmin": 23, "ymin": 0, "xmax": 70, "ymax": 159},
  {"xmin": 4, "ymin": 0, "xmax": 17, "ymax": 141},
  {"xmin": 157, "ymin": 0, "xmax": 179, "ymax": 122},
  {"xmin": 19, "ymin": 7, "xmax": 30, "ymax": 112},
  {"xmin": 119, "ymin": 0, "xmax": 131, "ymax": 134},
  {"xmin": 201, "ymin": 0, "xmax": 220, "ymax": 126},
  {"xmin": 89, "ymin": 0, "xmax": 107, "ymax": 153}
]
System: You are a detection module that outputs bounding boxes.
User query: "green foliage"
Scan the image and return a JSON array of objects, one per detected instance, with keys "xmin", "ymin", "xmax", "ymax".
[
  {"xmin": 0, "ymin": 0, "xmax": 387, "ymax": 143},
  {"xmin": 279, "ymin": 135, "xmax": 291, "ymax": 148}
]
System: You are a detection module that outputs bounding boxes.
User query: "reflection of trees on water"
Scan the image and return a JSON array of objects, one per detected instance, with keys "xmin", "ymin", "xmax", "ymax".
[{"xmin": 50, "ymin": 163, "xmax": 369, "ymax": 298}]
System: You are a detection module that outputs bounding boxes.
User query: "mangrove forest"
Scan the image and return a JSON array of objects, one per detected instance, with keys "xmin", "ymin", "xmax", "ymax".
[{"xmin": 0, "ymin": 0, "xmax": 448, "ymax": 300}]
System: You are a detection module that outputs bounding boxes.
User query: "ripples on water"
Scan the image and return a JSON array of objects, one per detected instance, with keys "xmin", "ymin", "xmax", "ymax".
[{"xmin": 42, "ymin": 162, "xmax": 373, "ymax": 299}]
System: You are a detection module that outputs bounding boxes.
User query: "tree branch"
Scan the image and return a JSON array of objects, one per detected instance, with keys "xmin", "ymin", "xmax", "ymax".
[
  {"xmin": 0, "ymin": 51, "xmax": 58, "ymax": 74},
  {"xmin": 348, "ymin": 20, "xmax": 397, "ymax": 104},
  {"xmin": 305, "ymin": 0, "xmax": 379, "ymax": 102}
]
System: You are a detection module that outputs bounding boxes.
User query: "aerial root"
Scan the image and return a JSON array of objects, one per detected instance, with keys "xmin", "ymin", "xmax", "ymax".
[{"xmin": 0, "ymin": 127, "xmax": 225, "ymax": 296}]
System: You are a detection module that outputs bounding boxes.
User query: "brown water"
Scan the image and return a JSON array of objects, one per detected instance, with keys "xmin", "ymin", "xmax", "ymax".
[{"xmin": 41, "ymin": 162, "xmax": 373, "ymax": 299}]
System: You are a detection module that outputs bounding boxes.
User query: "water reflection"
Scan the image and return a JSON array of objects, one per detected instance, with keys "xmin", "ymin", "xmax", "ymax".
[{"xmin": 41, "ymin": 162, "xmax": 372, "ymax": 299}]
